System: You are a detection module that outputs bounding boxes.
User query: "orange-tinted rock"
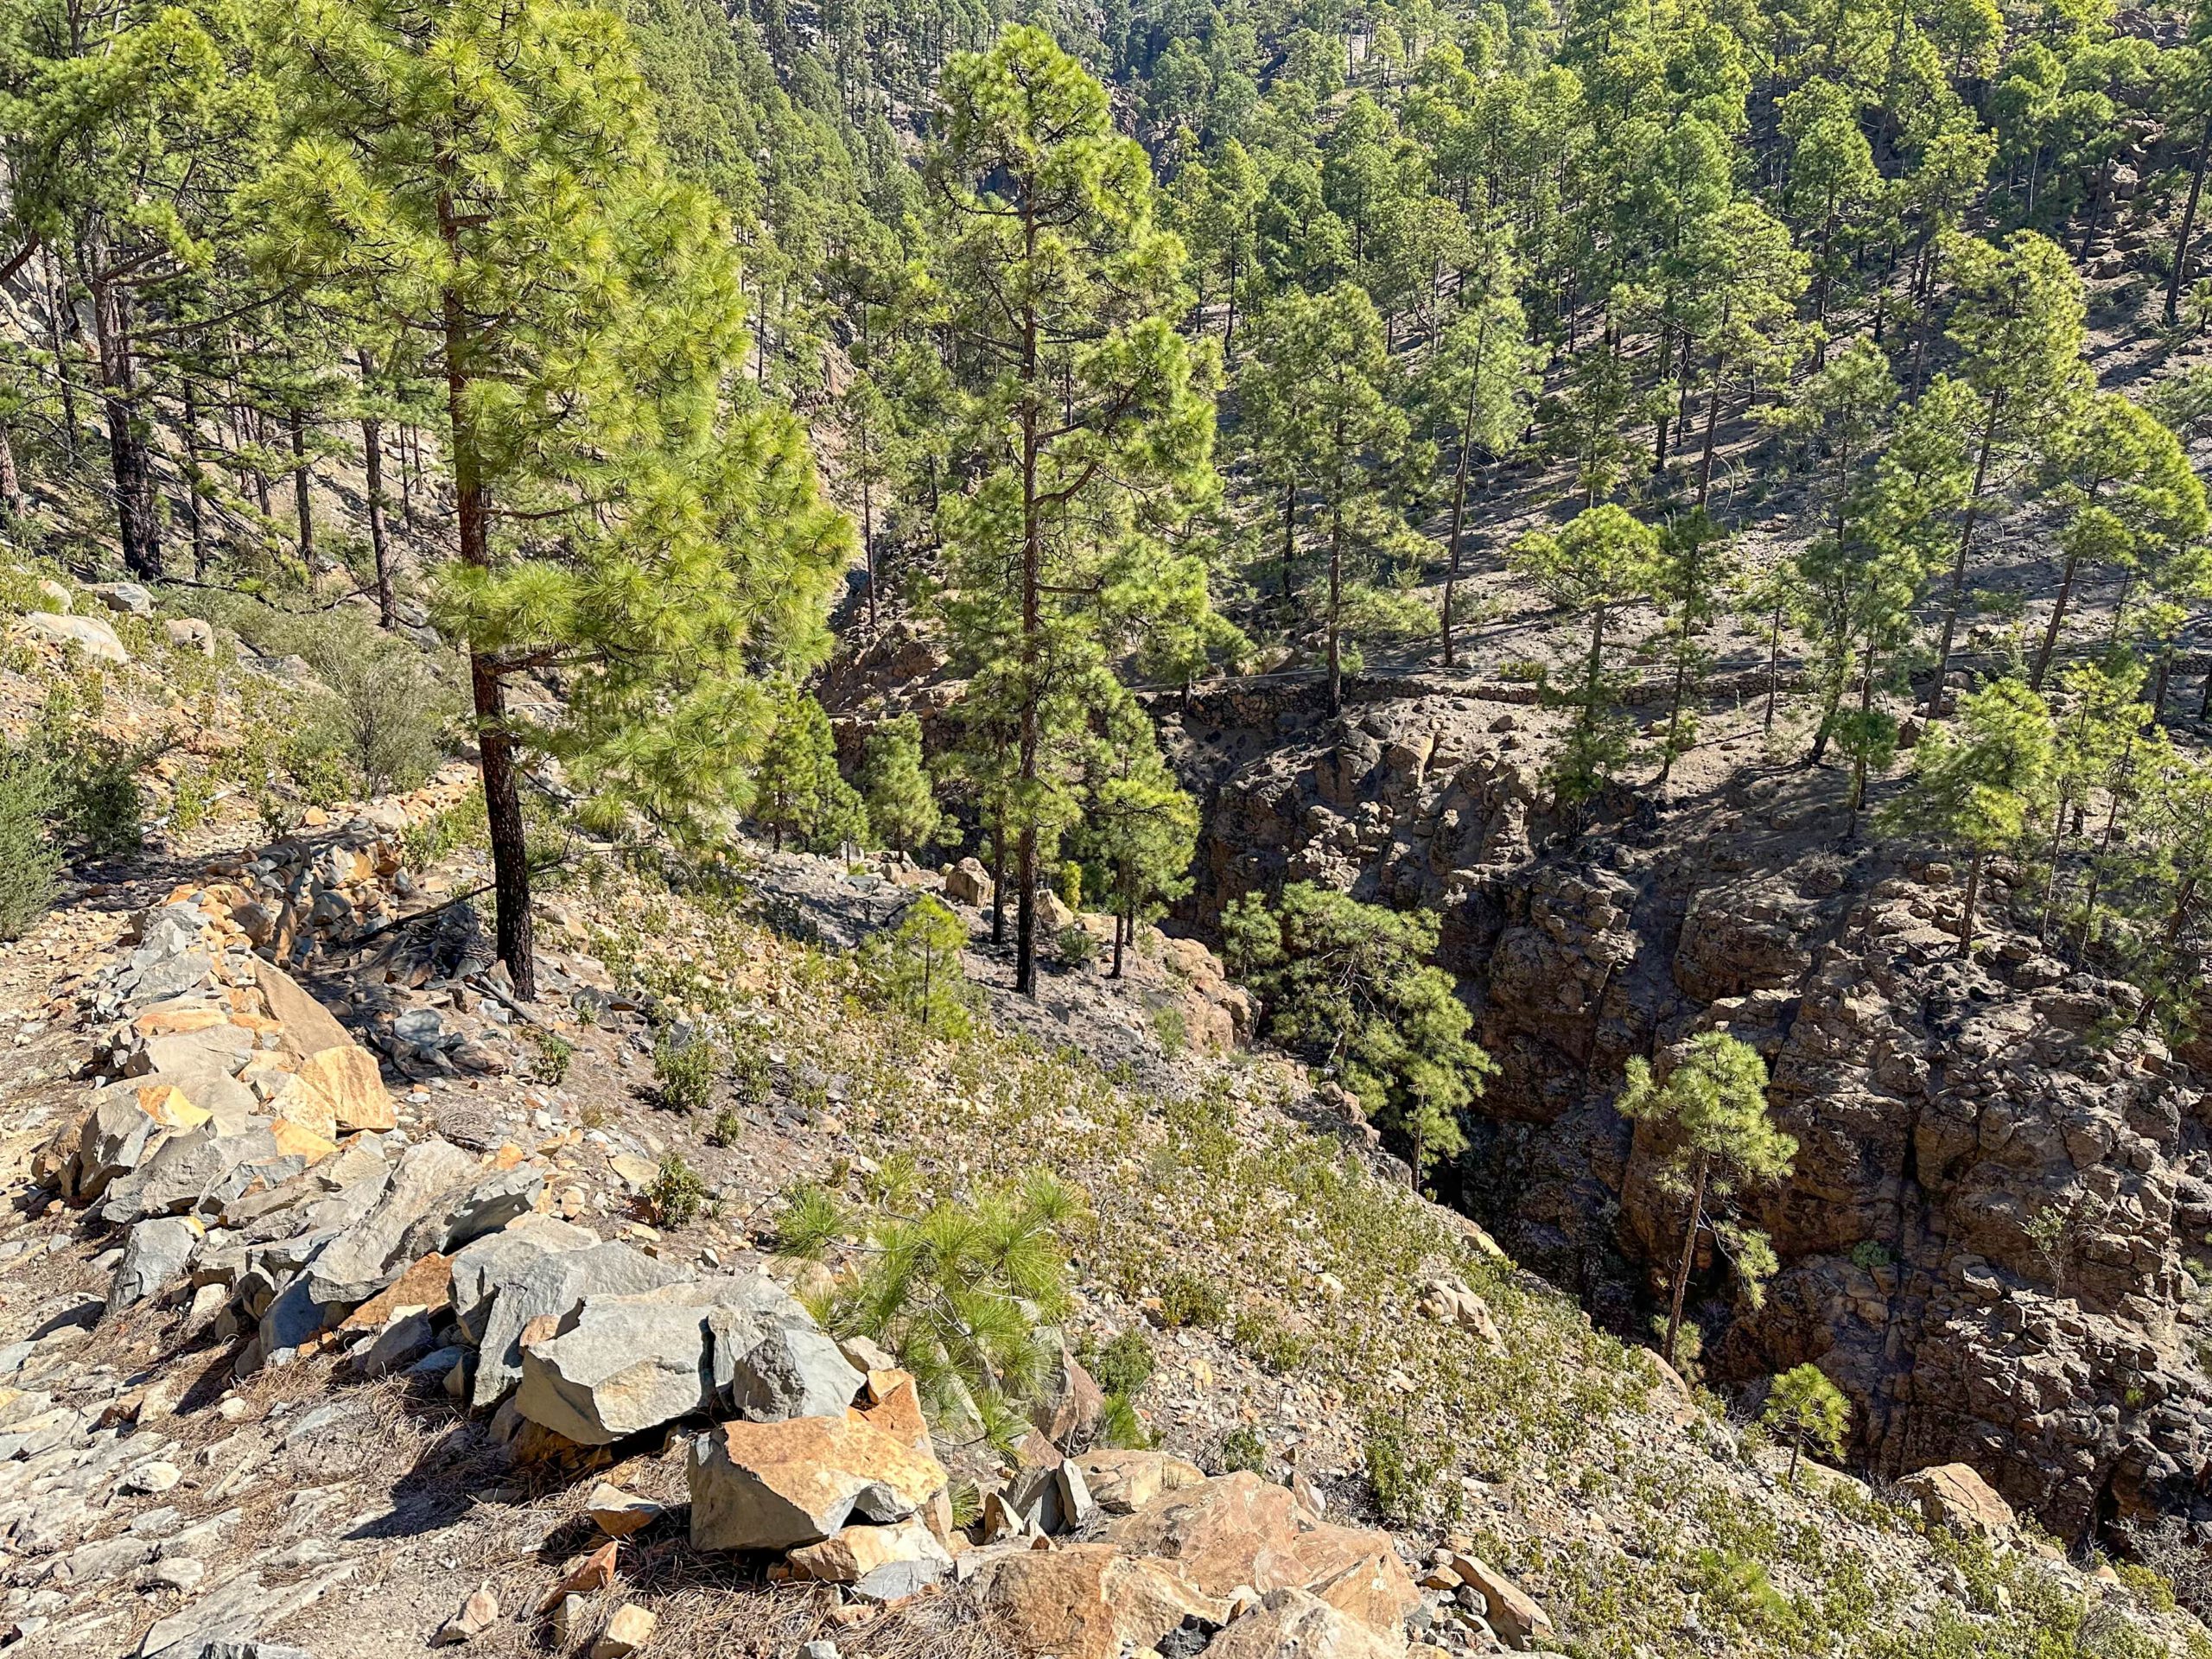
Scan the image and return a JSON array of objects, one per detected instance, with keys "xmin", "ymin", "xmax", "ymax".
[
  {"xmin": 339, "ymin": 1253, "xmax": 453, "ymax": 1332},
  {"xmin": 970, "ymin": 1543, "xmax": 1227, "ymax": 1659},
  {"xmin": 689, "ymin": 1414, "xmax": 949, "ymax": 1552}
]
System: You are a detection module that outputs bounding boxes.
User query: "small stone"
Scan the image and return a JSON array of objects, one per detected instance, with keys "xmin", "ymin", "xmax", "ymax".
[
  {"xmin": 121, "ymin": 1461, "xmax": 181, "ymax": 1495},
  {"xmin": 587, "ymin": 1482, "xmax": 664, "ymax": 1538},
  {"xmin": 435, "ymin": 1585, "xmax": 499, "ymax": 1644},
  {"xmin": 592, "ymin": 1603, "xmax": 657, "ymax": 1658}
]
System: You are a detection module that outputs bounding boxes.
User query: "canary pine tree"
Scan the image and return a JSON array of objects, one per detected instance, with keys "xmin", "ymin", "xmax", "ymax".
[
  {"xmin": 932, "ymin": 27, "xmax": 1224, "ymax": 995},
  {"xmin": 255, "ymin": 0, "xmax": 849, "ymax": 995}
]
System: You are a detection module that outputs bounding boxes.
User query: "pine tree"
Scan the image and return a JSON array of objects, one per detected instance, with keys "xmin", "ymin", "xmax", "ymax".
[
  {"xmin": 1240, "ymin": 282, "xmax": 1411, "ymax": 713},
  {"xmin": 1762, "ymin": 1363, "xmax": 1850, "ymax": 1484},
  {"xmin": 1223, "ymin": 881, "xmax": 1495, "ymax": 1177},
  {"xmin": 1618, "ymin": 1031, "xmax": 1796, "ymax": 1370},
  {"xmin": 257, "ymin": 0, "xmax": 849, "ymax": 995},
  {"xmin": 1422, "ymin": 267, "xmax": 1537, "ymax": 667},
  {"xmin": 860, "ymin": 715, "xmax": 941, "ymax": 857},
  {"xmin": 1074, "ymin": 696, "xmax": 1198, "ymax": 978},
  {"xmin": 1881, "ymin": 677, "xmax": 2058, "ymax": 952},
  {"xmin": 1508, "ymin": 504, "xmax": 1657, "ymax": 805},
  {"xmin": 1923, "ymin": 232, "xmax": 2088, "ymax": 716},
  {"xmin": 862, "ymin": 894, "xmax": 976, "ymax": 1038},
  {"xmin": 1684, "ymin": 200, "xmax": 1809, "ymax": 505},
  {"xmin": 1649, "ymin": 509, "xmax": 1736, "ymax": 785},
  {"xmin": 932, "ymin": 27, "xmax": 1223, "ymax": 997}
]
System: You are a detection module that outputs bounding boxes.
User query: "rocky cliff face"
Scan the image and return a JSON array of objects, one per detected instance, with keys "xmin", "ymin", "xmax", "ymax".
[{"xmin": 1170, "ymin": 687, "xmax": 2212, "ymax": 1547}]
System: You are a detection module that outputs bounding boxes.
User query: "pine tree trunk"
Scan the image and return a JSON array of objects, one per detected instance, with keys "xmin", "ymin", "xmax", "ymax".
[
  {"xmin": 90, "ymin": 273, "xmax": 162, "ymax": 578},
  {"xmin": 1925, "ymin": 392, "xmax": 2001, "ymax": 718},
  {"xmin": 2030, "ymin": 550, "xmax": 2081, "ymax": 690},
  {"xmin": 1662, "ymin": 1151, "xmax": 1710, "ymax": 1368},
  {"xmin": 1326, "ymin": 496, "xmax": 1344, "ymax": 716},
  {"xmin": 181, "ymin": 381, "xmax": 207, "ymax": 577},
  {"xmin": 289, "ymin": 406, "xmax": 315, "ymax": 567},
  {"xmin": 47, "ymin": 252, "xmax": 79, "ymax": 464},
  {"xmin": 2168, "ymin": 107, "xmax": 2212, "ymax": 328},
  {"xmin": 1440, "ymin": 324, "xmax": 1488, "ymax": 670},
  {"xmin": 1014, "ymin": 194, "xmax": 1042, "ymax": 998},
  {"xmin": 441, "ymin": 186, "xmax": 536, "ymax": 1000},
  {"xmin": 359, "ymin": 354, "xmax": 393, "ymax": 628},
  {"xmin": 989, "ymin": 820, "xmax": 1007, "ymax": 946},
  {"xmin": 1696, "ymin": 354, "xmax": 1726, "ymax": 505},
  {"xmin": 0, "ymin": 423, "xmax": 21, "ymax": 518},
  {"xmin": 1960, "ymin": 847, "xmax": 1983, "ymax": 955},
  {"xmin": 1113, "ymin": 900, "xmax": 1128, "ymax": 978}
]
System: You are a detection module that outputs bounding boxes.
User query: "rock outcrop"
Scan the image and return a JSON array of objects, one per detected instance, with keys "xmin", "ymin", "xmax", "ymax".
[{"xmin": 1176, "ymin": 691, "xmax": 2212, "ymax": 1546}]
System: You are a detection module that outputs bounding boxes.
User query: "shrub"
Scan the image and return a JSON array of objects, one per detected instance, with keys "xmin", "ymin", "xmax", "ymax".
[
  {"xmin": 861, "ymin": 895, "xmax": 977, "ymax": 1038},
  {"xmin": 1156, "ymin": 1268, "xmax": 1229, "ymax": 1330},
  {"xmin": 1150, "ymin": 1001, "xmax": 1188, "ymax": 1057},
  {"xmin": 531, "ymin": 1031, "xmax": 574, "ymax": 1084},
  {"xmin": 653, "ymin": 1034, "xmax": 715, "ymax": 1112},
  {"xmin": 1216, "ymin": 1425, "xmax": 1267, "ymax": 1476},
  {"xmin": 58, "ymin": 734, "xmax": 145, "ymax": 855},
  {"xmin": 1056, "ymin": 923, "xmax": 1099, "ymax": 968},
  {"xmin": 168, "ymin": 761, "xmax": 214, "ymax": 836},
  {"xmin": 1087, "ymin": 1328, "xmax": 1157, "ymax": 1397},
  {"xmin": 297, "ymin": 610, "xmax": 455, "ymax": 798},
  {"xmin": 709, "ymin": 1105, "xmax": 745, "ymax": 1147},
  {"xmin": 649, "ymin": 1152, "xmax": 708, "ymax": 1227},
  {"xmin": 1230, "ymin": 1306, "xmax": 1313, "ymax": 1375},
  {"xmin": 1849, "ymin": 1239, "xmax": 1893, "ymax": 1272},
  {"xmin": 1364, "ymin": 1408, "xmax": 1447, "ymax": 1527},
  {"xmin": 1097, "ymin": 1393, "xmax": 1150, "ymax": 1451},
  {"xmin": 0, "ymin": 744, "xmax": 59, "ymax": 941},
  {"xmin": 402, "ymin": 790, "xmax": 490, "ymax": 871}
]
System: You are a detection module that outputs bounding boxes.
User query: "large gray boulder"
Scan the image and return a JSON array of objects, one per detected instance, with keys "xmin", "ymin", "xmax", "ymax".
[
  {"xmin": 470, "ymin": 1243, "xmax": 684, "ymax": 1408},
  {"xmin": 515, "ymin": 1298, "xmax": 715, "ymax": 1444},
  {"xmin": 109, "ymin": 1217, "xmax": 201, "ymax": 1312},
  {"xmin": 75, "ymin": 1091, "xmax": 161, "ymax": 1202},
  {"xmin": 448, "ymin": 1213, "xmax": 599, "ymax": 1341},
  {"xmin": 99, "ymin": 1127, "xmax": 282, "ymax": 1225},
  {"xmin": 305, "ymin": 1139, "xmax": 480, "ymax": 1307},
  {"xmin": 726, "ymin": 1325, "xmax": 864, "ymax": 1422}
]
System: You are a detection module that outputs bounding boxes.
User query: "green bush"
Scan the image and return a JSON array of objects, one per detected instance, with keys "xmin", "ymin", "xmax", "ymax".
[
  {"xmin": 1150, "ymin": 1001, "xmax": 1188, "ymax": 1057},
  {"xmin": 531, "ymin": 1030, "xmax": 574, "ymax": 1084},
  {"xmin": 1087, "ymin": 1327, "xmax": 1157, "ymax": 1397},
  {"xmin": 1097, "ymin": 1393, "xmax": 1150, "ymax": 1450},
  {"xmin": 649, "ymin": 1151, "xmax": 708, "ymax": 1227},
  {"xmin": 0, "ymin": 744, "xmax": 59, "ymax": 940},
  {"xmin": 50, "ymin": 731, "xmax": 144, "ymax": 856},
  {"xmin": 653, "ymin": 1034, "xmax": 715, "ymax": 1112},
  {"xmin": 1364, "ymin": 1407, "xmax": 1447, "ymax": 1527},
  {"xmin": 1156, "ymin": 1268, "xmax": 1229, "ymax": 1330},
  {"xmin": 709, "ymin": 1105, "xmax": 746, "ymax": 1147},
  {"xmin": 1056, "ymin": 923, "xmax": 1099, "ymax": 968},
  {"xmin": 1216, "ymin": 1424, "xmax": 1267, "ymax": 1476},
  {"xmin": 784, "ymin": 1170, "xmax": 1082, "ymax": 1433}
]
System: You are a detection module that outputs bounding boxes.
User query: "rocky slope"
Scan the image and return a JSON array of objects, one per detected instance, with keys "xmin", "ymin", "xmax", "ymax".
[{"xmin": 1170, "ymin": 682, "xmax": 2212, "ymax": 1555}]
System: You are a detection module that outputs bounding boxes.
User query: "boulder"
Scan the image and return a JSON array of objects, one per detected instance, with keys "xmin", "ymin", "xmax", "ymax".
[
  {"xmin": 688, "ymin": 1414, "xmax": 949, "ymax": 1552},
  {"xmin": 1897, "ymin": 1464, "xmax": 2015, "ymax": 1538},
  {"xmin": 305, "ymin": 1139, "xmax": 481, "ymax": 1307},
  {"xmin": 289, "ymin": 1045, "xmax": 396, "ymax": 1132},
  {"xmin": 75, "ymin": 1089, "xmax": 162, "ymax": 1200},
  {"xmin": 1207, "ymin": 1587, "xmax": 1402, "ymax": 1659},
  {"xmin": 592, "ymin": 1604, "xmax": 656, "ymax": 1659},
  {"xmin": 1452, "ymin": 1555, "xmax": 1554, "ymax": 1651},
  {"xmin": 163, "ymin": 617, "xmax": 217, "ymax": 655},
  {"xmin": 19, "ymin": 610, "xmax": 128, "ymax": 664},
  {"xmin": 1105, "ymin": 1471, "xmax": 1308, "ymax": 1598},
  {"xmin": 853, "ymin": 1369, "xmax": 932, "ymax": 1457},
  {"xmin": 969, "ymin": 1543, "xmax": 1228, "ymax": 1659},
  {"xmin": 516, "ymin": 1298, "xmax": 714, "ymax": 1445},
  {"xmin": 109, "ymin": 1217, "xmax": 201, "ymax": 1312},
  {"xmin": 1414, "ymin": 1277, "xmax": 1505, "ymax": 1357},
  {"xmin": 586, "ymin": 1483, "xmax": 664, "ymax": 1537},
  {"xmin": 725, "ymin": 1325, "xmax": 864, "ymax": 1422},
  {"xmin": 470, "ymin": 1243, "xmax": 684, "ymax": 1408},
  {"xmin": 253, "ymin": 963, "xmax": 354, "ymax": 1060},
  {"xmin": 99, "ymin": 1126, "xmax": 282, "ymax": 1224},
  {"xmin": 1070, "ymin": 1448, "xmax": 1207, "ymax": 1515},
  {"xmin": 448, "ymin": 1213, "xmax": 597, "ymax": 1340},
  {"xmin": 943, "ymin": 857, "xmax": 993, "ymax": 906},
  {"xmin": 93, "ymin": 580, "xmax": 154, "ymax": 616},
  {"xmin": 1029, "ymin": 1332, "xmax": 1107, "ymax": 1446},
  {"xmin": 787, "ymin": 1518, "xmax": 953, "ymax": 1601}
]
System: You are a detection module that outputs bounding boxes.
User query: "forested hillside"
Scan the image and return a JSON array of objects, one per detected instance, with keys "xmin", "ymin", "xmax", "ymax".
[{"xmin": 12, "ymin": 0, "xmax": 2212, "ymax": 1651}]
